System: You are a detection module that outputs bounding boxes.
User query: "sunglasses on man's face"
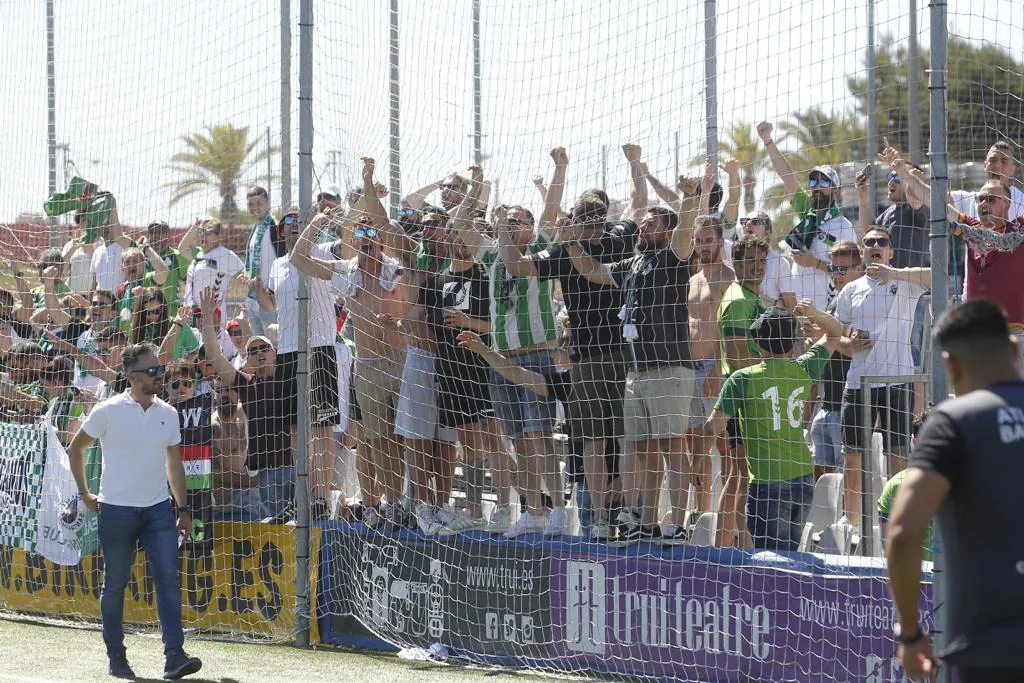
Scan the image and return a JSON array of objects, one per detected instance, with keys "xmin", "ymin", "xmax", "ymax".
[
  {"xmin": 90, "ymin": 300, "xmax": 108, "ymax": 308},
  {"xmin": 977, "ymin": 193, "xmax": 1008, "ymax": 204},
  {"xmin": 886, "ymin": 172, "xmax": 902, "ymax": 183},
  {"xmin": 283, "ymin": 214, "xmax": 298, "ymax": 225},
  {"xmin": 228, "ymin": 328, "xmax": 244, "ymax": 337},
  {"xmin": 354, "ymin": 227, "xmax": 379, "ymax": 239},
  {"xmin": 132, "ymin": 365, "xmax": 166, "ymax": 378},
  {"xmin": 808, "ymin": 177, "xmax": 833, "ymax": 189},
  {"xmin": 826, "ymin": 264, "xmax": 849, "ymax": 274},
  {"xmin": 398, "ymin": 208, "xmax": 416, "ymax": 217},
  {"xmin": 170, "ymin": 378, "xmax": 195, "ymax": 391},
  {"xmin": 247, "ymin": 344, "xmax": 271, "ymax": 356},
  {"xmin": 863, "ymin": 237, "xmax": 890, "ymax": 248}
]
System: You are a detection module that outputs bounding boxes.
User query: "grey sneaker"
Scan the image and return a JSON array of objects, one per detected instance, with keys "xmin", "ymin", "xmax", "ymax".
[
  {"xmin": 543, "ymin": 507, "xmax": 568, "ymax": 537},
  {"xmin": 590, "ymin": 519, "xmax": 611, "ymax": 540},
  {"xmin": 438, "ymin": 508, "xmax": 486, "ymax": 536},
  {"xmin": 659, "ymin": 522, "xmax": 689, "ymax": 546},
  {"xmin": 503, "ymin": 511, "xmax": 547, "ymax": 539},
  {"xmin": 414, "ymin": 501, "xmax": 440, "ymax": 535},
  {"xmin": 362, "ymin": 504, "xmax": 382, "ymax": 529},
  {"xmin": 486, "ymin": 505, "xmax": 511, "ymax": 534}
]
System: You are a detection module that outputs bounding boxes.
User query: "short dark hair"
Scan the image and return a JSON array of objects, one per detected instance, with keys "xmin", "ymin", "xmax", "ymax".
[
  {"xmin": 863, "ymin": 225, "xmax": 894, "ymax": 244},
  {"xmin": 573, "ymin": 192, "xmax": 608, "ymax": 225},
  {"xmin": 247, "ymin": 186, "xmax": 269, "ymax": 199},
  {"xmin": 693, "ymin": 215, "xmax": 724, "ymax": 239},
  {"xmin": 646, "ymin": 205, "xmax": 678, "ymax": 231},
  {"xmin": 829, "ymin": 240, "xmax": 862, "ymax": 264},
  {"xmin": 147, "ymin": 220, "xmax": 170, "ymax": 232},
  {"xmin": 121, "ymin": 342, "xmax": 159, "ymax": 373},
  {"xmin": 93, "ymin": 289, "xmax": 116, "ymax": 307},
  {"xmin": 8, "ymin": 341, "xmax": 45, "ymax": 361},
  {"xmin": 166, "ymin": 359, "xmax": 193, "ymax": 380},
  {"xmin": 934, "ymin": 299, "xmax": 1011, "ymax": 352},
  {"xmin": 42, "ymin": 355, "xmax": 74, "ymax": 386},
  {"xmin": 507, "ymin": 205, "xmax": 535, "ymax": 226},
  {"xmin": 733, "ymin": 233, "xmax": 769, "ymax": 261},
  {"xmin": 37, "ymin": 247, "xmax": 64, "ymax": 274},
  {"xmin": 989, "ymin": 140, "xmax": 1016, "ymax": 159},
  {"xmin": 581, "ymin": 188, "xmax": 610, "ymax": 207}
]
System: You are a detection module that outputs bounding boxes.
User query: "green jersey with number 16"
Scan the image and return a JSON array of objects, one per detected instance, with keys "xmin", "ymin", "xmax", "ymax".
[{"xmin": 714, "ymin": 344, "xmax": 831, "ymax": 483}]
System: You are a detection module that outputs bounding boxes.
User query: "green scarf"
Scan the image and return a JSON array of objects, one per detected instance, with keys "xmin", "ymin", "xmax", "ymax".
[
  {"xmin": 245, "ymin": 214, "xmax": 276, "ymax": 302},
  {"xmin": 787, "ymin": 203, "xmax": 842, "ymax": 252}
]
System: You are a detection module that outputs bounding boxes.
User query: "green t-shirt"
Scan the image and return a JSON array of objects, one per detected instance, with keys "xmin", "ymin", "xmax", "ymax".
[
  {"xmin": 477, "ymin": 234, "xmax": 556, "ymax": 353},
  {"xmin": 413, "ymin": 240, "xmax": 452, "ymax": 274},
  {"xmin": 30, "ymin": 281, "xmax": 72, "ymax": 309},
  {"xmin": 718, "ymin": 281, "xmax": 766, "ymax": 377},
  {"xmin": 151, "ymin": 248, "xmax": 190, "ymax": 316},
  {"xmin": 877, "ymin": 470, "xmax": 934, "ymax": 562},
  {"xmin": 715, "ymin": 344, "xmax": 830, "ymax": 484}
]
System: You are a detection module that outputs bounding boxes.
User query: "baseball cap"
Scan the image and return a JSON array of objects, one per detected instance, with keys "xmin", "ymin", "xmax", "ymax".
[
  {"xmin": 749, "ymin": 307, "xmax": 798, "ymax": 355},
  {"xmin": 226, "ymin": 319, "xmax": 241, "ymax": 332},
  {"xmin": 319, "ymin": 183, "xmax": 343, "ymax": 201},
  {"xmin": 246, "ymin": 335, "xmax": 274, "ymax": 352},
  {"xmin": 809, "ymin": 165, "xmax": 841, "ymax": 187}
]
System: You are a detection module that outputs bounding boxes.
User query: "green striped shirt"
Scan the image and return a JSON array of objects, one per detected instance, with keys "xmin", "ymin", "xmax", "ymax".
[{"xmin": 476, "ymin": 234, "xmax": 556, "ymax": 352}]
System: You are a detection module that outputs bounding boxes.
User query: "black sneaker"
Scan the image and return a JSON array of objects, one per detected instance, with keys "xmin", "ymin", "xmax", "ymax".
[
  {"xmin": 310, "ymin": 497, "xmax": 330, "ymax": 522},
  {"xmin": 262, "ymin": 500, "xmax": 295, "ymax": 525},
  {"xmin": 609, "ymin": 524, "xmax": 660, "ymax": 548},
  {"xmin": 659, "ymin": 523, "xmax": 689, "ymax": 546},
  {"xmin": 108, "ymin": 656, "xmax": 135, "ymax": 679},
  {"xmin": 163, "ymin": 651, "xmax": 202, "ymax": 680}
]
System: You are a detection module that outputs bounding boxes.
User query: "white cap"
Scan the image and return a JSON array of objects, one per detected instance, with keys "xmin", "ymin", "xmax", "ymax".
[{"xmin": 319, "ymin": 183, "xmax": 343, "ymax": 200}]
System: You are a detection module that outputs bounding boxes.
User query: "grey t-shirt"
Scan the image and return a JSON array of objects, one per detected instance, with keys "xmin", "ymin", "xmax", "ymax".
[{"xmin": 877, "ymin": 202, "xmax": 929, "ymax": 269}]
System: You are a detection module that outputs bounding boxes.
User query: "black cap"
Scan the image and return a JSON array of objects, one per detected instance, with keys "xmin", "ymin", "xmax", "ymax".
[{"xmin": 750, "ymin": 306, "xmax": 797, "ymax": 355}]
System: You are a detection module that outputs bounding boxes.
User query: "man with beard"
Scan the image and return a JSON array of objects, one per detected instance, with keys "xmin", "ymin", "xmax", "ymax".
[
  {"xmin": 145, "ymin": 220, "xmax": 194, "ymax": 317},
  {"xmin": 947, "ymin": 179, "xmax": 1024, "ymax": 365},
  {"xmin": 163, "ymin": 360, "xmax": 214, "ymax": 554},
  {"xmin": 243, "ymin": 187, "xmax": 283, "ymax": 337},
  {"xmin": 569, "ymin": 188, "xmax": 700, "ymax": 546},
  {"xmin": 291, "ymin": 157, "xmax": 415, "ymax": 530},
  {"xmin": 67, "ymin": 343, "xmax": 202, "ymax": 680},
  {"xmin": 89, "ymin": 213, "xmax": 133, "ymax": 293},
  {"xmin": 758, "ymin": 121, "xmax": 857, "ymax": 311},
  {"xmin": 949, "ymin": 140, "xmax": 1024, "ymax": 220},
  {"xmin": 685, "ymin": 213, "xmax": 735, "ymax": 530},
  {"xmin": 836, "ymin": 226, "xmax": 930, "ymax": 531},
  {"xmin": 115, "ymin": 242, "xmax": 170, "ymax": 329},
  {"xmin": 211, "ymin": 379, "xmax": 260, "ymax": 516}
]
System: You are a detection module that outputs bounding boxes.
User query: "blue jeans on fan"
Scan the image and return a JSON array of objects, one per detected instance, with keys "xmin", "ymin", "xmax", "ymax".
[
  {"xmin": 259, "ymin": 465, "xmax": 295, "ymax": 518},
  {"xmin": 97, "ymin": 499, "xmax": 184, "ymax": 659},
  {"xmin": 745, "ymin": 474, "xmax": 815, "ymax": 552}
]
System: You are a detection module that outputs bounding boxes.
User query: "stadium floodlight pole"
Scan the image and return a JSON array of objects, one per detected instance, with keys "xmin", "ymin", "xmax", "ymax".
[
  {"xmin": 866, "ymin": 0, "xmax": 877, "ymax": 207},
  {"xmin": 294, "ymin": 0, "xmax": 313, "ymax": 649},
  {"xmin": 908, "ymin": 0, "xmax": 922, "ymax": 166},
  {"xmin": 704, "ymin": 0, "xmax": 718, "ymax": 177},
  {"xmin": 46, "ymin": 0, "xmax": 57, "ymax": 247},
  {"xmin": 472, "ymin": 0, "xmax": 483, "ymax": 168},
  {"xmin": 281, "ymin": 0, "xmax": 293, "ymax": 211},
  {"xmin": 389, "ymin": 0, "xmax": 401, "ymax": 217}
]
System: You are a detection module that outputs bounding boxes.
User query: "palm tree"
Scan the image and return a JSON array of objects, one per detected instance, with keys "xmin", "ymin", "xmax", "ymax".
[
  {"xmin": 777, "ymin": 106, "xmax": 864, "ymax": 173},
  {"xmin": 165, "ymin": 124, "xmax": 274, "ymax": 222},
  {"xmin": 716, "ymin": 123, "xmax": 768, "ymax": 213}
]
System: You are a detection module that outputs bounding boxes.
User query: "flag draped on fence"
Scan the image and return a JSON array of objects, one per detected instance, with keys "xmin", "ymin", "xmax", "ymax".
[{"xmin": 0, "ymin": 421, "xmax": 47, "ymax": 551}]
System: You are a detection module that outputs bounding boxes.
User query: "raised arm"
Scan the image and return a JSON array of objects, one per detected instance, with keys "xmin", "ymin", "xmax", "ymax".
[
  {"xmin": 42, "ymin": 328, "xmax": 118, "ymax": 383},
  {"xmin": 722, "ymin": 158, "xmax": 741, "ymax": 224},
  {"xmin": 249, "ymin": 276, "xmax": 276, "ymax": 313},
  {"xmin": 292, "ymin": 210, "xmax": 345, "ymax": 281},
  {"xmin": 645, "ymin": 164, "xmax": 682, "ymax": 210},
  {"xmin": 359, "ymin": 157, "xmax": 390, "ymax": 230},
  {"xmin": 402, "ymin": 178, "xmax": 443, "ymax": 211},
  {"xmin": 457, "ymin": 331, "xmax": 550, "ymax": 397},
  {"xmin": 757, "ymin": 121, "xmax": 799, "ymax": 196},
  {"xmin": 622, "ymin": 143, "xmax": 649, "ymax": 223},
  {"xmin": 158, "ymin": 306, "xmax": 192, "ymax": 364},
  {"xmin": 198, "ymin": 287, "xmax": 239, "ymax": 385},
  {"xmin": 177, "ymin": 219, "xmax": 202, "ymax": 258},
  {"xmin": 532, "ymin": 175, "xmax": 548, "ymax": 205},
  {"xmin": 495, "ymin": 205, "xmax": 538, "ymax": 278},
  {"xmin": 881, "ymin": 140, "xmax": 925, "ymax": 212},
  {"xmin": 855, "ymin": 170, "xmax": 874, "ymax": 232},
  {"xmin": 672, "ymin": 175, "xmax": 701, "ymax": 259},
  {"xmin": 449, "ymin": 165, "xmax": 487, "ymax": 257},
  {"xmin": 138, "ymin": 236, "xmax": 170, "ymax": 285},
  {"xmin": 539, "ymin": 147, "xmax": 568, "ymax": 228}
]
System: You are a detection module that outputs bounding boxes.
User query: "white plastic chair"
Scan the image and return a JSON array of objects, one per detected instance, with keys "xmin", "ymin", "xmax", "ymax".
[
  {"xmin": 689, "ymin": 512, "xmax": 717, "ymax": 547},
  {"xmin": 797, "ymin": 473, "xmax": 844, "ymax": 552}
]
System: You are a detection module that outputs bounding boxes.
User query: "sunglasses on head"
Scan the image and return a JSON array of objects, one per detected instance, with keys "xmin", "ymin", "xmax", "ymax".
[
  {"xmin": 863, "ymin": 237, "xmax": 890, "ymax": 248},
  {"xmin": 132, "ymin": 365, "xmax": 166, "ymax": 378},
  {"xmin": 170, "ymin": 378, "xmax": 195, "ymax": 390},
  {"xmin": 398, "ymin": 208, "xmax": 416, "ymax": 217},
  {"xmin": 826, "ymin": 264, "xmax": 849, "ymax": 274},
  {"xmin": 808, "ymin": 177, "xmax": 833, "ymax": 189},
  {"xmin": 886, "ymin": 172, "xmax": 902, "ymax": 183},
  {"xmin": 977, "ymin": 193, "xmax": 1008, "ymax": 204},
  {"xmin": 282, "ymin": 214, "xmax": 298, "ymax": 225},
  {"xmin": 354, "ymin": 227, "xmax": 379, "ymax": 239},
  {"xmin": 247, "ymin": 344, "xmax": 271, "ymax": 356}
]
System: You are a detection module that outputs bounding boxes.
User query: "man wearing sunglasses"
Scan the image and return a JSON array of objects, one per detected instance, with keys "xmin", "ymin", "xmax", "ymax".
[
  {"xmin": 758, "ymin": 121, "xmax": 857, "ymax": 312},
  {"xmin": 835, "ymin": 226, "xmax": 931, "ymax": 531},
  {"xmin": 67, "ymin": 343, "xmax": 202, "ymax": 680}
]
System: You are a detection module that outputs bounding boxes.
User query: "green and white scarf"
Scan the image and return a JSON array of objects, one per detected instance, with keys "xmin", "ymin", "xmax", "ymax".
[{"xmin": 246, "ymin": 214, "xmax": 277, "ymax": 302}]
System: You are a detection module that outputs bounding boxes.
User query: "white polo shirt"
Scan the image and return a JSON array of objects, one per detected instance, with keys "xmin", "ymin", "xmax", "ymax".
[
  {"xmin": 835, "ymin": 275, "xmax": 925, "ymax": 390},
  {"xmin": 82, "ymin": 392, "xmax": 181, "ymax": 507},
  {"xmin": 90, "ymin": 241, "xmax": 126, "ymax": 292}
]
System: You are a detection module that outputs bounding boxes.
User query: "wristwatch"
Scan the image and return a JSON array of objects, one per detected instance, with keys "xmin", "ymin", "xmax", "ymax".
[
  {"xmin": 893, "ymin": 622, "xmax": 925, "ymax": 645},
  {"xmin": 176, "ymin": 504, "xmax": 192, "ymax": 516}
]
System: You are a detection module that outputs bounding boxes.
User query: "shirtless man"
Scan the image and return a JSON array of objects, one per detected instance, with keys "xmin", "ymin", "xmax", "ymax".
[
  {"xmin": 686, "ymin": 213, "xmax": 736, "ymax": 514},
  {"xmin": 291, "ymin": 157, "xmax": 417, "ymax": 529}
]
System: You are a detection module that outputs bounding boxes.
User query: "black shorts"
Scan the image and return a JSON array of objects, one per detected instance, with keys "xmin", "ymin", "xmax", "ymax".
[
  {"xmin": 726, "ymin": 415, "xmax": 743, "ymax": 451},
  {"xmin": 437, "ymin": 359, "xmax": 491, "ymax": 429},
  {"xmin": 276, "ymin": 348, "xmax": 341, "ymax": 427},
  {"xmin": 841, "ymin": 384, "xmax": 911, "ymax": 453}
]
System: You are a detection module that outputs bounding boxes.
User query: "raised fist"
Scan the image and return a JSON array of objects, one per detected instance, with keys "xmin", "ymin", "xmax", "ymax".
[
  {"xmin": 756, "ymin": 121, "xmax": 773, "ymax": 143},
  {"xmin": 622, "ymin": 143, "xmax": 642, "ymax": 162},
  {"xmin": 550, "ymin": 147, "xmax": 568, "ymax": 166}
]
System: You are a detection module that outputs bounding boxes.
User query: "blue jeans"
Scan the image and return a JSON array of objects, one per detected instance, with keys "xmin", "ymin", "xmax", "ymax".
[
  {"xmin": 259, "ymin": 465, "xmax": 295, "ymax": 518},
  {"xmin": 746, "ymin": 474, "xmax": 814, "ymax": 552},
  {"xmin": 809, "ymin": 407, "xmax": 844, "ymax": 469},
  {"xmin": 488, "ymin": 351, "xmax": 557, "ymax": 439},
  {"xmin": 97, "ymin": 500, "xmax": 183, "ymax": 659}
]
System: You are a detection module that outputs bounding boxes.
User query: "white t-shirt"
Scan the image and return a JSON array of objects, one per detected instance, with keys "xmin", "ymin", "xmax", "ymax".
[
  {"xmin": 268, "ymin": 245, "xmax": 337, "ymax": 353},
  {"xmin": 68, "ymin": 246, "xmax": 94, "ymax": 294},
  {"xmin": 835, "ymin": 275, "xmax": 926, "ymax": 390},
  {"xmin": 330, "ymin": 255, "xmax": 403, "ymax": 297},
  {"xmin": 184, "ymin": 244, "xmax": 245, "ymax": 318},
  {"xmin": 791, "ymin": 214, "xmax": 857, "ymax": 311},
  {"xmin": 722, "ymin": 242, "xmax": 793, "ymax": 305},
  {"xmin": 246, "ymin": 219, "xmax": 279, "ymax": 314},
  {"xmin": 82, "ymin": 392, "xmax": 181, "ymax": 507},
  {"xmin": 90, "ymin": 241, "xmax": 126, "ymax": 292},
  {"xmin": 951, "ymin": 186, "xmax": 1024, "ymax": 221},
  {"xmin": 73, "ymin": 328, "xmax": 107, "ymax": 395}
]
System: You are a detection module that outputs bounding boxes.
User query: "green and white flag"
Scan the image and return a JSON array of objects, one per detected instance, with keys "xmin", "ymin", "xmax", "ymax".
[
  {"xmin": 0, "ymin": 421, "xmax": 47, "ymax": 551},
  {"xmin": 43, "ymin": 176, "xmax": 116, "ymax": 244}
]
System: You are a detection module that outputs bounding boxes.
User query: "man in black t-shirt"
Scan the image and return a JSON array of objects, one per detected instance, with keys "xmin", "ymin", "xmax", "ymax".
[
  {"xmin": 198, "ymin": 288, "xmax": 295, "ymax": 523},
  {"xmin": 415, "ymin": 235, "xmax": 495, "ymax": 534},
  {"xmin": 886, "ymin": 299, "xmax": 1024, "ymax": 683},
  {"xmin": 570, "ymin": 193, "xmax": 699, "ymax": 546},
  {"xmin": 498, "ymin": 181, "xmax": 638, "ymax": 540}
]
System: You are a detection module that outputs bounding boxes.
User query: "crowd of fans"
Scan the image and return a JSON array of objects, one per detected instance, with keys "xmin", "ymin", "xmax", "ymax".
[{"xmin": 3, "ymin": 124, "xmax": 1023, "ymax": 552}]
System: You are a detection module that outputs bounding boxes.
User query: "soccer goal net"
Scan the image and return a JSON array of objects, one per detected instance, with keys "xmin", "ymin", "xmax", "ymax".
[{"xmin": 0, "ymin": 0, "xmax": 1019, "ymax": 680}]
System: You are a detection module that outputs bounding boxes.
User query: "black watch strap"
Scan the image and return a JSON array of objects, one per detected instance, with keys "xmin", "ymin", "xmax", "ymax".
[{"xmin": 898, "ymin": 627, "xmax": 925, "ymax": 645}]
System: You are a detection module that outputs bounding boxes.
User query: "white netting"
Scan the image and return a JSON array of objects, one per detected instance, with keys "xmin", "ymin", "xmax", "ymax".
[{"xmin": 1, "ymin": 0, "xmax": 1023, "ymax": 680}]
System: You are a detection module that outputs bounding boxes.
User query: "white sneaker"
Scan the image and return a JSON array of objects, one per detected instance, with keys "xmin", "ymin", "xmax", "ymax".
[
  {"xmin": 438, "ymin": 508, "xmax": 485, "ymax": 536},
  {"xmin": 503, "ymin": 511, "xmax": 547, "ymax": 539},
  {"xmin": 486, "ymin": 505, "xmax": 511, "ymax": 534},
  {"xmin": 363, "ymin": 504, "xmax": 382, "ymax": 529},
  {"xmin": 544, "ymin": 507, "xmax": 568, "ymax": 537},
  {"xmin": 414, "ymin": 501, "xmax": 440, "ymax": 536},
  {"xmin": 590, "ymin": 519, "xmax": 611, "ymax": 540}
]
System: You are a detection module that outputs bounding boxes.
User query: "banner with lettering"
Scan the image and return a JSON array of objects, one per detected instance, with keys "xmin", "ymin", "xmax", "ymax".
[
  {"xmin": 36, "ymin": 421, "xmax": 96, "ymax": 566},
  {"xmin": 0, "ymin": 521, "xmax": 317, "ymax": 642}
]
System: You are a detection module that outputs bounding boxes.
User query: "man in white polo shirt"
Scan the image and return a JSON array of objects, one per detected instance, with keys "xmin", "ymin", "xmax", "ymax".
[{"xmin": 67, "ymin": 343, "xmax": 202, "ymax": 681}]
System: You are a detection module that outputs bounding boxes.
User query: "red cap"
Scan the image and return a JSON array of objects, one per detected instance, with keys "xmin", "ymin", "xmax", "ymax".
[{"xmin": 226, "ymin": 319, "xmax": 241, "ymax": 331}]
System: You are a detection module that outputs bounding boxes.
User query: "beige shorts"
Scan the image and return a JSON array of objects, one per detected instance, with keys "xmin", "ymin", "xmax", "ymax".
[
  {"xmin": 623, "ymin": 364, "xmax": 695, "ymax": 442},
  {"xmin": 353, "ymin": 355, "xmax": 403, "ymax": 441}
]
